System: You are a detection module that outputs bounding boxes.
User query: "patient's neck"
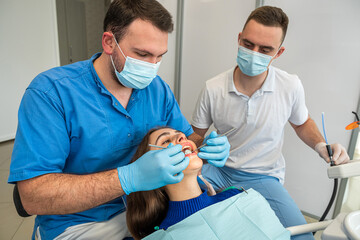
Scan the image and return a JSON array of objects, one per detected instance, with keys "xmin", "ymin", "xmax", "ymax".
[{"xmin": 165, "ymin": 173, "xmax": 202, "ymax": 202}]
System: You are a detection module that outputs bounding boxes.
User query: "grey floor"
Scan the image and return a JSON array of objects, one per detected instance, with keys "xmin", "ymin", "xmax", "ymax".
[
  {"xmin": 0, "ymin": 140, "xmax": 35, "ymax": 240},
  {"xmin": 0, "ymin": 140, "xmax": 323, "ymax": 240}
]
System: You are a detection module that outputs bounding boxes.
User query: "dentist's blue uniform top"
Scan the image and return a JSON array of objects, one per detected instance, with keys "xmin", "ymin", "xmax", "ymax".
[{"xmin": 8, "ymin": 53, "xmax": 193, "ymax": 240}]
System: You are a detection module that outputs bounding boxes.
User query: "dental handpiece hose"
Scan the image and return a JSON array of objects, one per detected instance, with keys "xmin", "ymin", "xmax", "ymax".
[
  {"xmin": 314, "ymin": 112, "xmax": 338, "ymax": 230},
  {"xmin": 316, "ymin": 144, "xmax": 338, "ymax": 230},
  {"xmin": 322, "ymin": 112, "xmax": 335, "ymax": 167}
]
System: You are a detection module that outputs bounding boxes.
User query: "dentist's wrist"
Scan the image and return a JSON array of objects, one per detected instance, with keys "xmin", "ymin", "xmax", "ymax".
[
  {"xmin": 117, "ymin": 165, "xmax": 133, "ymax": 195},
  {"xmin": 314, "ymin": 142, "xmax": 326, "ymax": 153}
]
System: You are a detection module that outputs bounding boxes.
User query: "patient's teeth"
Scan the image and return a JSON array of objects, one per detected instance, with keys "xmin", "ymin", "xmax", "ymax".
[{"xmin": 184, "ymin": 149, "xmax": 192, "ymax": 155}]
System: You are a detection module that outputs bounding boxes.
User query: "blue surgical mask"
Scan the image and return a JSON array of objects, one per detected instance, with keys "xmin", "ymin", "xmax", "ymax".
[
  {"xmin": 236, "ymin": 45, "xmax": 277, "ymax": 77},
  {"xmin": 110, "ymin": 35, "xmax": 161, "ymax": 89}
]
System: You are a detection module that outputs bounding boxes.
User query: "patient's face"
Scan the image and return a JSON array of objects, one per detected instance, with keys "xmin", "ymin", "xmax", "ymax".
[{"xmin": 148, "ymin": 128, "xmax": 203, "ymax": 172}]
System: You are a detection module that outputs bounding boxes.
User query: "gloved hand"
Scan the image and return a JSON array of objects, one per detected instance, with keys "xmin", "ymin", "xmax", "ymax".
[
  {"xmin": 198, "ymin": 131, "xmax": 230, "ymax": 168},
  {"xmin": 315, "ymin": 142, "xmax": 350, "ymax": 165},
  {"xmin": 117, "ymin": 144, "xmax": 189, "ymax": 195}
]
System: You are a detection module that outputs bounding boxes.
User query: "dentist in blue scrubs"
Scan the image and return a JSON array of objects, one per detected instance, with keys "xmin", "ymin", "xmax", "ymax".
[
  {"xmin": 8, "ymin": 0, "xmax": 229, "ymax": 239},
  {"xmin": 192, "ymin": 6, "xmax": 349, "ymax": 240}
]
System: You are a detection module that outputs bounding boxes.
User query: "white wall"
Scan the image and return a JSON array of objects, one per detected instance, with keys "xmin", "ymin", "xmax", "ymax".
[
  {"xmin": 0, "ymin": 0, "xmax": 60, "ymax": 141},
  {"xmin": 157, "ymin": 0, "xmax": 178, "ymax": 91},
  {"xmin": 264, "ymin": 0, "xmax": 360, "ymax": 217},
  {"xmin": 179, "ymin": 0, "xmax": 256, "ymax": 119}
]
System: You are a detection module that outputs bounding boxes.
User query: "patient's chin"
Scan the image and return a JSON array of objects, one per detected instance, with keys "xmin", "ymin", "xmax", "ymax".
[{"xmin": 184, "ymin": 155, "xmax": 203, "ymax": 172}]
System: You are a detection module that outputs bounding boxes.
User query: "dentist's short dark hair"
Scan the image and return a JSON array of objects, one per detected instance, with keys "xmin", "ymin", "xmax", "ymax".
[{"xmin": 104, "ymin": 0, "xmax": 174, "ymax": 42}]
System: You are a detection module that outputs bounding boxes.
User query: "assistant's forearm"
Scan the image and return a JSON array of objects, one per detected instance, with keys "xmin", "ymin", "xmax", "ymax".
[
  {"xmin": 291, "ymin": 117, "xmax": 325, "ymax": 149},
  {"xmin": 17, "ymin": 169, "xmax": 125, "ymax": 215},
  {"xmin": 188, "ymin": 131, "xmax": 204, "ymax": 147}
]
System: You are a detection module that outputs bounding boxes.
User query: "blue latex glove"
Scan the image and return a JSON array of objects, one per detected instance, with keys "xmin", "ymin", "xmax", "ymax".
[
  {"xmin": 198, "ymin": 131, "xmax": 230, "ymax": 167},
  {"xmin": 117, "ymin": 144, "xmax": 189, "ymax": 195}
]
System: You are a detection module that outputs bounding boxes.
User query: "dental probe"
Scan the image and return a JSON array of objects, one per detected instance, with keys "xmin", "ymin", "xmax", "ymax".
[
  {"xmin": 191, "ymin": 127, "xmax": 237, "ymax": 153},
  {"xmin": 148, "ymin": 144, "xmax": 167, "ymax": 149}
]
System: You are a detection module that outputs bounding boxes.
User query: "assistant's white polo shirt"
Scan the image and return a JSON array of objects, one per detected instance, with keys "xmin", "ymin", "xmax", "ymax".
[{"xmin": 192, "ymin": 66, "xmax": 308, "ymax": 183}]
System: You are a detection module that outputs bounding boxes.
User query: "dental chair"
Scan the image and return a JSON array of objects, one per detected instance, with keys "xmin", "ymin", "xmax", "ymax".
[
  {"xmin": 287, "ymin": 210, "xmax": 360, "ymax": 240},
  {"xmin": 288, "ymin": 159, "xmax": 360, "ymax": 240}
]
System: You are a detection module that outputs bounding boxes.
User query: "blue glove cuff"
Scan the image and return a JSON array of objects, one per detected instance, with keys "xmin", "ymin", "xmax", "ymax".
[{"xmin": 117, "ymin": 165, "xmax": 132, "ymax": 195}]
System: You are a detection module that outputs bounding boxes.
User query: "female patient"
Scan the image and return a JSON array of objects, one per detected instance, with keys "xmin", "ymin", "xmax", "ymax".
[{"xmin": 126, "ymin": 127, "xmax": 289, "ymax": 240}]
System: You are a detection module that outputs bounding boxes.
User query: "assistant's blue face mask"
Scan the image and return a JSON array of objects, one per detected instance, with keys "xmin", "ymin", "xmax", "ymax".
[
  {"xmin": 236, "ymin": 45, "xmax": 278, "ymax": 77},
  {"xmin": 110, "ymin": 35, "xmax": 161, "ymax": 89}
]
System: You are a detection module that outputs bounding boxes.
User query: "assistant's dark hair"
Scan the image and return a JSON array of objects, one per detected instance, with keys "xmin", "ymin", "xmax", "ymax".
[
  {"xmin": 126, "ymin": 127, "xmax": 170, "ymax": 240},
  {"xmin": 104, "ymin": 0, "xmax": 174, "ymax": 42},
  {"xmin": 244, "ymin": 6, "xmax": 289, "ymax": 43}
]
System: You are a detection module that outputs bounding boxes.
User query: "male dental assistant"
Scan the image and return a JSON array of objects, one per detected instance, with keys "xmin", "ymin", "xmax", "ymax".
[
  {"xmin": 8, "ymin": 0, "xmax": 229, "ymax": 239},
  {"xmin": 192, "ymin": 6, "xmax": 349, "ymax": 240}
]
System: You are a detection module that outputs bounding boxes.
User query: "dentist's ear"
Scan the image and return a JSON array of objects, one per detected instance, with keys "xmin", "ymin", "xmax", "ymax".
[{"xmin": 102, "ymin": 32, "xmax": 116, "ymax": 55}]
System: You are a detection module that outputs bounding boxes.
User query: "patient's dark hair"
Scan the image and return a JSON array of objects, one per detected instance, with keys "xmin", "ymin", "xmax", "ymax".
[{"xmin": 126, "ymin": 127, "xmax": 170, "ymax": 240}]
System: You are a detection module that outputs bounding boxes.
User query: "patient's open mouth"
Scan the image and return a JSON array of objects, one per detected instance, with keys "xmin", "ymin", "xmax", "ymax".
[
  {"xmin": 181, "ymin": 143, "xmax": 197, "ymax": 157},
  {"xmin": 182, "ymin": 145, "xmax": 192, "ymax": 155}
]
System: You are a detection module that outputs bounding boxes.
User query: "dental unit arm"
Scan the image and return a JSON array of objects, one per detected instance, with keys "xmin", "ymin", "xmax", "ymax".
[
  {"xmin": 287, "ymin": 112, "xmax": 360, "ymax": 239},
  {"xmin": 286, "ymin": 160, "xmax": 360, "ymax": 239},
  {"xmin": 327, "ymin": 159, "xmax": 360, "ymax": 179}
]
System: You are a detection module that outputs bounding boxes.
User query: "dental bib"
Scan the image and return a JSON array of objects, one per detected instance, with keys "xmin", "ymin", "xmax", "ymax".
[{"xmin": 144, "ymin": 188, "xmax": 290, "ymax": 240}]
